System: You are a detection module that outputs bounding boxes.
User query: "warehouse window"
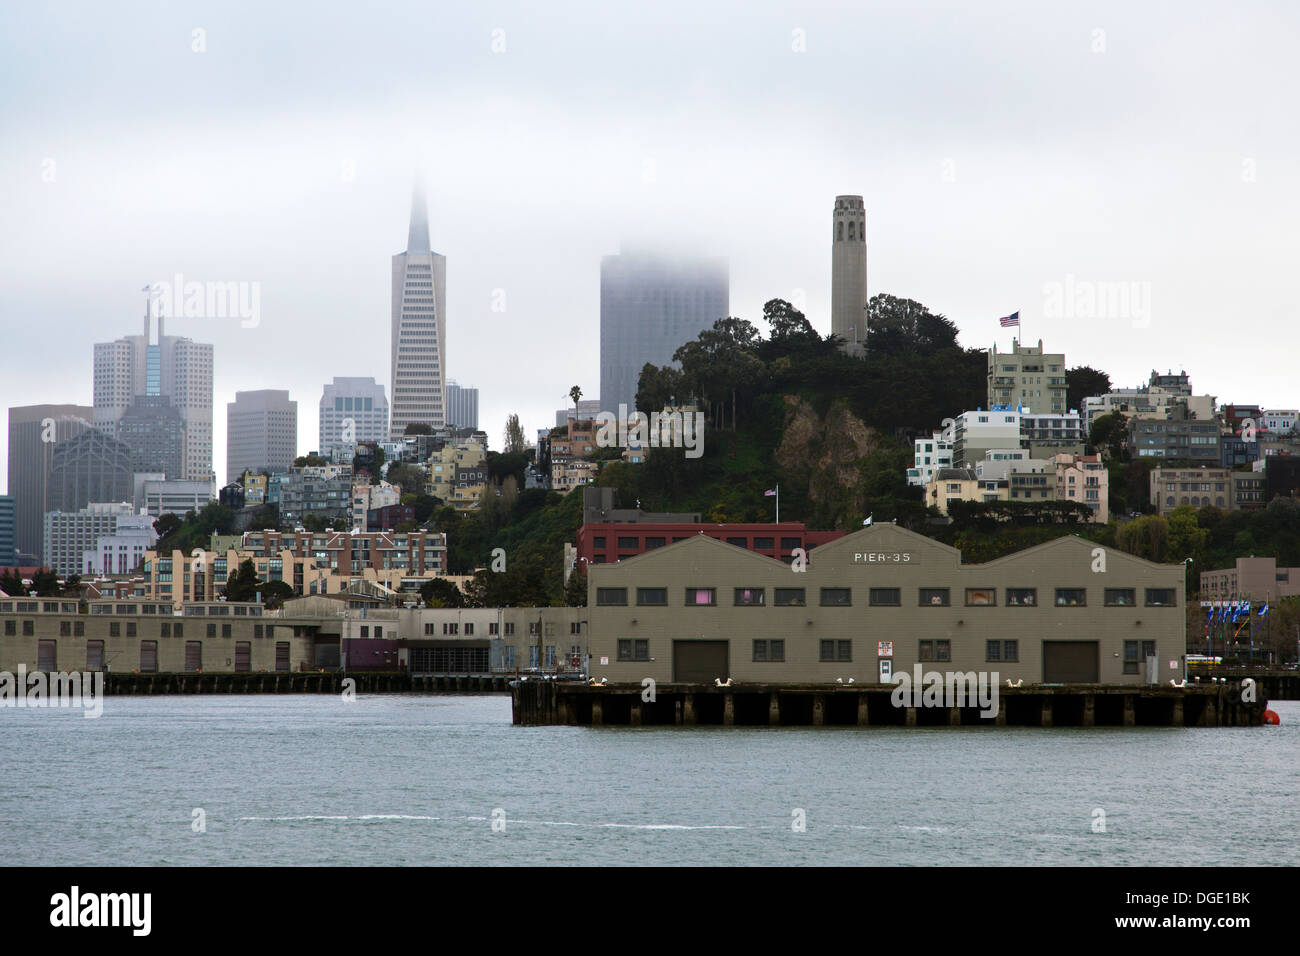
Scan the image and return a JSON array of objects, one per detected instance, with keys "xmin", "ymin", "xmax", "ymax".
[
  {"xmin": 734, "ymin": 587, "xmax": 765, "ymax": 607},
  {"xmin": 1105, "ymin": 588, "xmax": 1135, "ymax": 607},
  {"xmin": 819, "ymin": 639, "xmax": 851, "ymax": 662},
  {"xmin": 919, "ymin": 588, "xmax": 949, "ymax": 606},
  {"xmin": 965, "ymin": 588, "xmax": 995, "ymax": 606},
  {"xmin": 1055, "ymin": 588, "xmax": 1087, "ymax": 607},
  {"xmin": 596, "ymin": 588, "xmax": 628, "ymax": 606},
  {"xmin": 774, "ymin": 588, "xmax": 805, "ymax": 606},
  {"xmin": 685, "ymin": 588, "xmax": 716, "ymax": 606},
  {"xmin": 820, "ymin": 588, "xmax": 851, "ymax": 607},
  {"xmin": 753, "ymin": 639, "xmax": 785, "ymax": 662},
  {"xmin": 1005, "ymin": 588, "xmax": 1036, "ymax": 607},
  {"xmin": 869, "ymin": 588, "xmax": 900, "ymax": 607},
  {"xmin": 1145, "ymin": 589, "xmax": 1176, "ymax": 607},
  {"xmin": 617, "ymin": 639, "xmax": 649, "ymax": 661},
  {"xmin": 636, "ymin": 588, "xmax": 667, "ymax": 606}
]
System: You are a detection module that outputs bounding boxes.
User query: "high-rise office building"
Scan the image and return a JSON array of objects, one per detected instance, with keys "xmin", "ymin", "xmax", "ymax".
[
  {"xmin": 390, "ymin": 182, "xmax": 447, "ymax": 438},
  {"xmin": 599, "ymin": 246, "xmax": 728, "ymax": 414},
  {"xmin": 7, "ymin": 404, "xmax": 93, "ymax": 563},
  {"xmin": 118, "ymin": 395, "xmax": 184, "ymax": 478},
  {"xmin": 226, "ymin": 389, "xmax": 297, "ymax": 484},
  {"xmin": 48, "ymin": 429, "xmax": 134, "ymax": 515},
  {"xmin": 93, "ymin": 309, "xmax": 214, "ymax": 482},
  {"xmin": 830, "ymin": 195, "xmax": 868, "ymax": 356},
  {"xmin": 320, "ymin": 377, "xmax": 389, "ymax": 455},
  {"xmin": 445, "ymin": 382, "xmax": 479, "ymax": 430},
  {"xmin": 0, "ymin": 496, "xmax": 17, "ymax": 567}
]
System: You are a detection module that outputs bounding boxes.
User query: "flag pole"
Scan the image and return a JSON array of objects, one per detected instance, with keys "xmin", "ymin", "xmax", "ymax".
[{"xmin": 776, "ymin": 484, "xmax": 780, "ymax": 524}]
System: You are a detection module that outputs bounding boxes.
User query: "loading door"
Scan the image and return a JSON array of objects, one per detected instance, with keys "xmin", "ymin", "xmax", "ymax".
[
  {"xmin": 1042, "ymin": 641, "xmax": 1099, "ymax": 683},
  {"xmin": 672, "ymin": 640, "xmax": 729, "ymax": 683}
]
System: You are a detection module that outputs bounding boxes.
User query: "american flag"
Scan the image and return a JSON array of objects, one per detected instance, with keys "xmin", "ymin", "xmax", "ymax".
[
  {"xmin": 764, "ymin": 489, "xmax": 777, "ymax": 497},
  {"xmin": 999, "ymin": 311, "xmax": 1020, "ymax": 328}
]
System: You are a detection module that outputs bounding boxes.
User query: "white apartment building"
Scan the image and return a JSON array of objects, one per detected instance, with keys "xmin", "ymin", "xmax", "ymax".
[
  {"xmin": 86, "ymin": 512, "xmax": 158, "ymax": 576},
  {"xmin": 42, "ymin": 502, "xmax": 136, "ymax": 578},
  {"xmin": 1264, "ymin": 410, "xmax": 1298, "ymax": 435},
  {"xmin": 139, "ymin": 479, "xmax": 215, "ymax": 519},
  {"xmin": 952, "ymin": 407, "xmax": 1022, "ymax": 468},
  {"xmin": 907, "ymin": 431, "xmax": 954, "ymax": 487}
]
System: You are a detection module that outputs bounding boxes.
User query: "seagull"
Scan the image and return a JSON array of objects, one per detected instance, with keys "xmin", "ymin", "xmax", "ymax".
[
  {"xmin": 1170, "ymin": 679, "xmax": 1186, "ymax": 688},
  {"xmin": 587, "ymin": 677, "xmax": 607, "ymax": 686},
  {"xmin": 836, "ymin": 677, "xmax": 844, "ymax": 684},
  {"xmin": 1005, "ymin": 679, "xmax": 1024, "ymax": 688},
  {"xmin": 847, "ymin": 678, "xmax": 855, "ymax": 685},
  {"xmin": 714, "ymin": 677, "xmax": 735, "ymax": 687}
]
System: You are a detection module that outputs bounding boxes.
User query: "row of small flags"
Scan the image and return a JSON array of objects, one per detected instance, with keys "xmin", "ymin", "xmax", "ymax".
[{"xmin": 1204, "ymin": 602, "xmax": 1269, "ymax": 624}]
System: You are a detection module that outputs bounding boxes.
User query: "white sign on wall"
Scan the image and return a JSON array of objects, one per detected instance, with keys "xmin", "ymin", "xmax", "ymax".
[
  {"xmin": 877, "ymin": 641, "xmax": 893, "ymax": 658},
  {"xmin": 599, "ymin": 656, "xmax": 609, "ymax": 666}
]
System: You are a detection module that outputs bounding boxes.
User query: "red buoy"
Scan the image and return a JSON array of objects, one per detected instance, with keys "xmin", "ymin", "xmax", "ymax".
[{"xmin": 1264, "ymin": 709, "xmax": 1280, "ymax": 725}]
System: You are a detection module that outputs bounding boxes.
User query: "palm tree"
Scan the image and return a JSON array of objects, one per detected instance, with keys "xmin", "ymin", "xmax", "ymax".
[{"xmin": 568, "ymin": 385, "xmax": 583, "ymax": 426}]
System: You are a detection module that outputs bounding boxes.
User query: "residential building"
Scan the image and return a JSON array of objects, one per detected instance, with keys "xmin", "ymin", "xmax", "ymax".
[
  {"xmin": 7, "ymin": 404, "xmax": 93, "ymax": 563},
  {"xmin": 1264, "ymin": 455, "xmax": 1300, "ymax": 501},
  {"xmin": 552, "ymin": 459, "xmax": 600, "ymax": 494},
  {"xmin": 1129, "ymin": 412, "xmax": 1221, "ymax": 463},
  {"xmin": 1021, "ymin": 410, "xmax": 1085, "ymax": 459},
  {"xmin": 42, "ymin": 502, "xmax": 136, "ymax": 577},
  {"xmin": 427, "ymin": 439, "xmax": 485, "ymax": 500},
  {"xmin": 586, "ymin": 527, "xmax": 1183, "ymax": 685},
  {"xmin": 226, "ymin": 389, "xmax": 297, "ymax": 484},
  {"xmin": 320, "ymin": 377, "xmax": 389, "ymax": 456},
  {"xmin": 924, "ymin": 468, "xmax": 991, "ymax": 515},
  {"xmin": 907, "ymin": 432, "xmax": 954, "ymax": 487},
  {"xmin": 87, "ymin": 512, "xmax": 158, "ymax": 576},
  {"xmin": 1201, "ymin": 557, "xmax": 1300, "ymax": 604},
  {"xmin": 138, "ymin": 479, "xmax": 215, "ymax": 519},
  {"xmin": 1148, "ymin": 467, "xmax": 1232, "ymax": 514},
  {"xmin": 1052, "ymin": 453, "xmax": 1109, "ymax": 522},
  {"xmin": 278, "ymin": 465, "xmax": 354, "ymax": 525},
  {"xmin": 390, "ymin": 181, "xmax": 448, "ymax": 437},
  {"xmin": 952, "ymin": 407, "xmax": 1022, "ymax": 468},
  {"xmin": 351, "ymin": 479, "xmax": 401, "ymax": 530},
  {"xmin": 1148, "ymin": 369, "xmax": 1192, "ymax": 397},
  {"xmin": 599, "ymin": 245, "xmax": 728, "ymax": 414},
  {"xmin": 444, "ymin": 381, "xmax": 479, "ymax": 430},
  {"xmin": 1264, "ymin": 409, "xmax": 1298, "ymax": 436},
  {"xmin": 93, "ymin": 309, "xmax": 213, "ymax": 482},
  {"xmin": 1231, "ymin": 472, "xmax": 1266, "ymax": 509},
  {"xmin": 830, "ymin": 194, "xmax": 868, "ymax": 356},
  {"xmin": 987, "ymin": 339, "xmax": 1066, "ymax": 414}
]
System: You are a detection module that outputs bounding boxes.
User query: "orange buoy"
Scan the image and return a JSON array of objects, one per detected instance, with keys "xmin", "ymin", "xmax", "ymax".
[{"xmin": 1264, "ymin": 709, "xmax": 1280, "ymax": 725}]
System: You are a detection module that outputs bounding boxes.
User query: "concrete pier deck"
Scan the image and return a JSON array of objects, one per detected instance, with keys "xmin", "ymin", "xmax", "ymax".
[{"xmin": 511, "ymin": 681, "xmax": 1269, "ymax": 728}]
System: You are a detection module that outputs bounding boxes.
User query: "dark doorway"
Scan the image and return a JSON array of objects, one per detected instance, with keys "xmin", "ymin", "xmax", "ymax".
[
  {"xmin": 1043, "ymin": 641, "xmax": 1099, "ymax": 683},
  {"xmin": 672, "ymin": 640, "xmax": 729, "ymax": 683}
]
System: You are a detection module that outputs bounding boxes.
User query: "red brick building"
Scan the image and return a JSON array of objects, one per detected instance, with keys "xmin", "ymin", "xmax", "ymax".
[{"xmin": 575, "ymin": 522, "xmax": 845, "ymax": 566}]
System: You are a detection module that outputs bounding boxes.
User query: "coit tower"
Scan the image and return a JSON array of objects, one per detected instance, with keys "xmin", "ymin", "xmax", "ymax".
[{"xmin": 831, "ymin": 195, "xmax": 867, "ymax": 356}]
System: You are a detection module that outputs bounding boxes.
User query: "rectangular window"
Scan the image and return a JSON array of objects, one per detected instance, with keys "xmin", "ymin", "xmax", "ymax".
[
  {"xmin": 819, "ymin": 588, "xmax": 851, "ymax": 607},
  {"xmin": 184, "ymin": 642, "xmax": 202, "ymax": 672},
  {"xmin": 275, "ymin": 642, "xmax": 291, "ymax": 672},
  {"xmin": 23, "ymin": 620, "xmax": 34, "ymax": 636},
  {"xmin": 753, "ymin": 639, "xmax": 785, "ymax": 662},
  {"xmin": 592, "ymin": 537, "xmax": 605, "ymax": 549},
  {"xmin": 234, "ymin": 642, "xmax": 251, "ymax": 672},
  {"xmin": 596, "ymin": 587, "xmax": 628, "ymax": 606},
  {"xmin": 636, "ymin": 587, "xmax": 667, "ymax": 606},
  {"xmin": 60, "ymin": 620, "xmax": 71, "ymax": 636},
  {"xmin": 221, "ymin": 623, "xmax": 232, "ymax": 638},
  {"xmin": 685, "ymin": 588, "xmax": 716, "ymax": 606},
  {"xmin": 37, "ymin": 640, "xmax": 57, "ymax": 671},
  {"xmin": 986, "ymin": 639, "xmax": 1001, "ymax": 661},
  {"xmin": 734, "ymin": 587, "xmax": 765, "ymax": 607},
  {"xmin": 869, "ymin": 588, "xmax": 900, "ymax": 607},
  {"xmin": 110, "ymin": 622, "xmax": 121, "ymax": 637},
  {"xmin": 206, "ymin": 622, "xmax": 217, "ymax": 638},
  {"xmin": 140, "ymin": 640, "xmax": 158, "ymax": 673},
  {"xmin": 1055, "ymin": 588, "xmax": 1087, "ymax": 607},
  {"xmin": 919, "ymin": 588, "xmax": 949, "ymax": 607},
  {"xmin": 753, "ymin": 537, "xmax": 774, "ymax": 550},
  {"xmin": 644, "ymin": 537, "xmax": 665, "ymax": 549},
  {"xmin": 174, "ymin": 623, "xmax": 183, "ymax": 638},
  {"xmin": 780, "ymin": 537, "xmax": 800, "ymax": 550},
  {"xmin": 74, "ymin": 621, "xmax": 84, "ymax": 636},
  {"xmin": 3, "ymin": 620, "xmax": 14, "ymax": 636},
  {"xmin": 774, "ymin": 588, "xmax": 806, "ymax": 607},
  {"xmin": 965, "ymin": 588, "xmax": 996, "ymax": 606},
  {"xmin": 1145, "ymin": 588, "xmax": 1176, "ymax": 607},
  {"xmin": 617, "ymin": 639, "xmax": 650, "ymax": 661},
  {"xmin": 161, "ymin": 622, "xmax": 171, "ymax": 638},
  {"xmin": 616, "ymin": 536, "xmax": 638, "ymax": 549},
  {"xmin": 1105, "ymin": 588, "xmax": 1136, "ymax": 607},
  {"xmin": 1123, "ymin": 640, "xmax": 1140, "ymax": 675},
  {"xmin": 819, "ymin": 639, "xmax": 852, "ymax": 662},
  {"xmin": 127, "ymin": 622, "xmax": 137, "ymax": 637},
  {"xmin": 1005, "ymin": 588, "xmax": 1036, "ymax": 607},
  {"xmin": 504, "ymin": 623, "xmax": 514, "ymax": 636},
  {"xmin": 254, "ymin": 624, "xmax": 264, "ymax": 638},
  {"xmin": 464, "ymin": 623, "xmax": 473, "ymax": 636},
  {"xmin": 1003, "ymin": 640, "xmax": 1018, "ymax": 662}
]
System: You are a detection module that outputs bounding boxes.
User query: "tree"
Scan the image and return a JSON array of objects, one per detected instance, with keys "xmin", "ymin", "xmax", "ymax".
[
  {"xmin": 1089, "ymin": 411, "xmax": 1128, "ymax": 460},
  {"xmin": 420, "ymin": 577, "xmax": 468, "ymax": 608},
  {"xmin": 260, "ymin": 580, "xmax": 295, "ymax": 609},
  {"xmin": 223, "ymin": 559, "xmax": 260, "ymax": 602},
  {"xmin": 762, "ymin": 298, "xmax": 819, "ymax": 345},
  {"xmin": 31, "ymin": 567, "xmax": 61, "ymax": 596},
  {"xmin": 1067, "ymin": 366, "xmax": 1112, "ymax": 416},
  {"xmin": 153, "ymin": 512, "xmax": 182, "ymax": 541},
  {"xmin": 294, "ymin": 454, "xmax": 328, "ymax": 467},
  {"xmin": 504, "ymin": 413, "xmax": 526, "ymax": 454},
  {"xmin": 386, "ymin": 462, "xmax": 426, "ymax": 496},
  {"xmin": 0, "ymin": 569, "xmax": 27, "ymax": 596},
  {"xmin": 564, "ymin": 568, "xmax": 587, "ymax": 606},
  {"xmin": 864, "ymin": 294, "xmax": 960, "ymax": 356},
  {"xmin": 636, "ymin": 363, "xmax": 688, "ymax": 413},
  {"xmin": 568, "ymin": 386, "xmax": 583, "ymax": 424},
  {"xmin": 404, "ymin": 423, "xmax": 432, "ymax": 436}
]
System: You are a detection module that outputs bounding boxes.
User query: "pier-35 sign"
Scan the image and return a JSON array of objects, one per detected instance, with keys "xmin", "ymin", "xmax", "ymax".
[{"xmin": 853, "ymin": 552, "xmax": 912, "ymax": 564}]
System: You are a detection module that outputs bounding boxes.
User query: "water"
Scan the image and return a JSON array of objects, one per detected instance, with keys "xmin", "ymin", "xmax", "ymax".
[{"xmin": 3, "ymin": 694, "xmax": 1297, "ymax": 866}]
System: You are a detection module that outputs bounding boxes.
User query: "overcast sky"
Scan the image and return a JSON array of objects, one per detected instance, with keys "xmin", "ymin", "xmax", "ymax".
[{"xmin": 2, "ymin": 1, "xmax": 1297, "ymax": 492}]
